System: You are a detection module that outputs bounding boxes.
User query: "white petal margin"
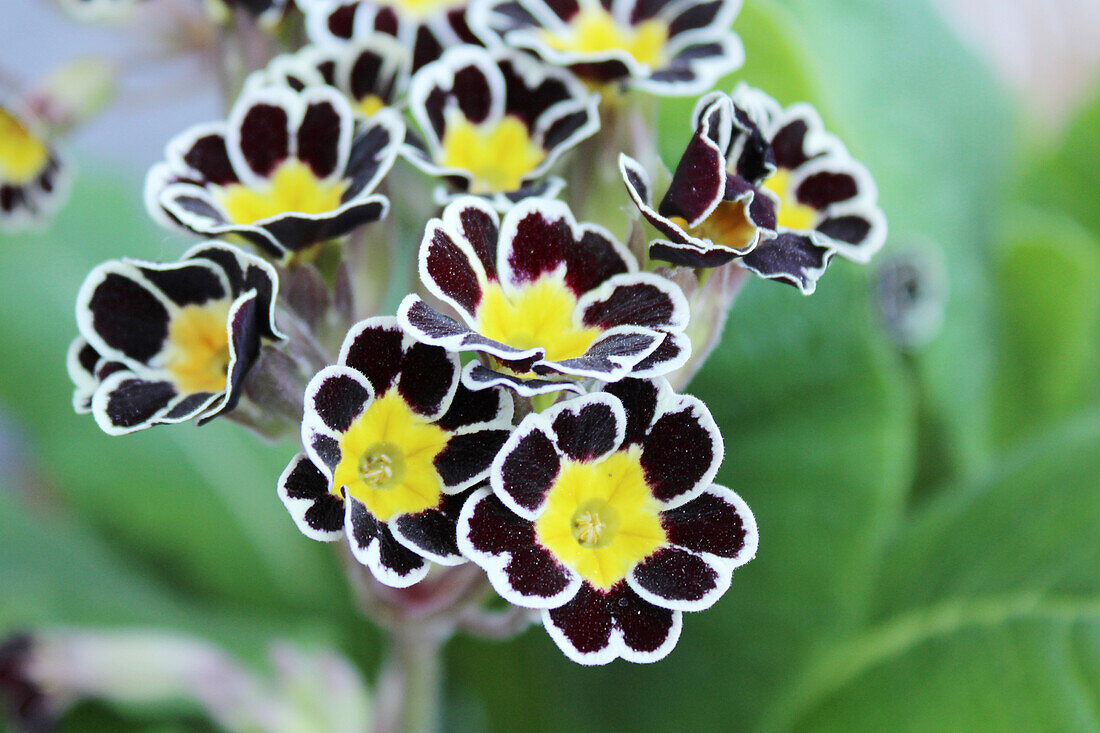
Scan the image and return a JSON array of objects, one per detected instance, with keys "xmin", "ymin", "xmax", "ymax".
[
  {"xmin": 647, "ymin": 387, "xmax": 725, "ymax": 510},
  {"xmin": 67, "ymin": 337, "xmax": 100, "ymax": 414},
  {"xmin": 277, "ymin": 452, "xmax": 344, "ymax": 542},
  {"xmin": 574, "ymin": 271, "xmax": 691, "ymax": 333},
  {"xmin": 461, "ymin": 361, "xmax": 589, "ymax": 397},
  {"xmin": 416, "ymin": 196, "xmax": 498, "ymax": 327},
  {"xmin": 390, "ymin": 516, "xmax": 468, "ymax": 567},
  {"xmin": 343, "ymin": 494, "xmax": 431, "ymax": 588},
  {"xmin": 300, "ymin": 365, "xmax": 376, "ymax": 480},
  {"xmin": 456, "ymin": 487, "xmax": 583, "ymax": 608},
  {"xmin": 629, "ymin": 331, "xmax": 691, "ymax": 380},
  {"xmin": 540, "ymin": 604, "xmax": 683, "ymax": 666},
  {"xmin": 627, "ymin": 485, "xmax": 758, "ymax": 612}
]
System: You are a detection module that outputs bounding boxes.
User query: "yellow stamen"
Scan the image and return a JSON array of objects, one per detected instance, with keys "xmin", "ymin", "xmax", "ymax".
[
  {"xmin": 332, "ymin": 393, "xmax": 449, "ymax": 522},
  {"xmin": 439, "ymin": 115, "xmax": 546, "ymax": 194},
  {"xmin": 476, "ymin": 276, "xmax": 600, "ymax": 363},
  {"xmin": 354, "ymin": 94, "xmax": 386, "ymax": 118},
  {"xmin": 214, "ymin": 159, "xmax": 349, "ymax": 225},
  {"xmin": 0, "ymin": 108, "xmax": 49, "ymax": 185},
  {"xmin": 762, "ymin": 168, "xmax": 818, "ymax": 231},
  {"xmin": 670, "ymin": 198, "xmax": 756, "ymax": 250},
  {"xmin": 541, "ymin": 8, "xmax": 668, "ymax": 68},
  {"xmin": 165, "ymin": 301, "xmax": 232, "ymax": 394},
  {"xmin": 388, "ymin": 0, "xmax": 463, "ymax": 19},
  {"xmin": 535, "ymin": 449, "xmax": 665, "ymax": 590}
]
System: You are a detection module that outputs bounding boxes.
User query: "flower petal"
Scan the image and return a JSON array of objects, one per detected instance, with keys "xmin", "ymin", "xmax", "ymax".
[
  {"xmin": 458, "ymin": 488, "xmax": 581, "ymax": 607},
  {"xmin": 278, "ymin": 452, "xmax": 344, "ymax": 541},
  {"xmin": 659, "ymin": 483, "xmax": 758, "ymax": 564},
  {"xmin": 345, "ymin": 496, "xmax": 431, "ymax": 587},
  {"xmin": 639, "ymin": 392, "xmax": 722, "ymax": 506},
  {"xmin": 304, "ymin": 365, "xmax": 374, "ymax": 434},
  {"xmin": 544, "ymin": 392, "xmax": 625, "ymax": 462},
  {"xmin": 490, "ymin": 414, "xmax": 561, "ymax": 518},
  {"xmin": 391, "ymin": 490, "xmax": 471, "ymax": 566},
  {"xmin": 738, "ymin": 231, "xmax": 834, "ymax": 295}
]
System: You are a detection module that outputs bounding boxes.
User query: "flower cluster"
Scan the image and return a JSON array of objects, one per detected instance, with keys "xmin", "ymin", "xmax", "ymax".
[{"xmin": 63, "ymin": 0, "xmax": 885, "ymax": 667}]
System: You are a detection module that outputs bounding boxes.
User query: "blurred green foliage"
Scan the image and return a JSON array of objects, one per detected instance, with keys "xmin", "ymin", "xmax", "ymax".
[{"xmin": 2, "ymin": 0, "xmax": 1100, "ymax": 730}]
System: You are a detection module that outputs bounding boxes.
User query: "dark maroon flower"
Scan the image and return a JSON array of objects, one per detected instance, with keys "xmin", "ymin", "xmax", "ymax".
[
  {"xmin": 72, "ymin": 242, "xmax": 283, "ymax": 434},
  {"xmin": 459, "ymin": 379, "xmax": 756, "ymax": 664},
  {"xmin": 622, "ymin": 83, "xmax": 886, "ymax": 292},
  {"xmin": 398, "ymin": 196, "xmax": 690, "ymax": 396},
  {"xmin": 280, "ymin": 317, "xmax": 514, "ymax": 587}
]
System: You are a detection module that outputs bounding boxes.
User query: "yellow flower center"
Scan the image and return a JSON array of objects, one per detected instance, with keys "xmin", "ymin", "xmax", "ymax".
[
  {"xmin": 762, "ymin": 168, "xmax": 818, "ymax": 231},
  {"xmin": 541, "ymin": 8, "xmax": 668, "ymax": 68},
  {"xmin": 354, "ymin": 94, "xmax": 386, "ymax": 118},
  {"xmin": 389, "ymin": 0, "xmax": 463, "ymax": 19},
  {"xmin": 332, "ymin": 392, "xmax": 449, "ymax": 522},
  {"xmin": 476, "ymin": 276, "xmax": 600, "ymax": 363},
  {"xmin": 535, "ymin": 449, "xmax": 666, "ymax": 590},
  {"xmin": 439, "ymin": 115, "xmax": 546, "ymax": 195},
  {"xmin": 0, "ymin": 108, "xmax": 49, "ymax": 185},
  {"xmin": 165, "ymin": 301, "xmax": 232, "ymax": 394},
  {"xmin": 670, "ymin": 198, "xmax": 756, "ymax": 250},
  {"xmin": 214, "ymin": 159, "xmax": 349, "ymax": 225}
]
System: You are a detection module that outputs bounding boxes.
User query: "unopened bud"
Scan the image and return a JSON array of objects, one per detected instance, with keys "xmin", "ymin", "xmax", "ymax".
[{"xmin": 24, "ymin": 58, "xmax": 117, "ymax": 134}]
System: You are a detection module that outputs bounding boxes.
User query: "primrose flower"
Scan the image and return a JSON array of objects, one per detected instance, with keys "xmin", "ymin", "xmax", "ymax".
[
  {"xmin": 0, "ymin": 104, "xmax": 68, "ymax": 232},
  {"xmin": 469, "ymin": 0, "xmax": 744, "ymax": 95},
  {"xmin": 71, "ymin": 242, "xmax": 284, "ymax": 435},
  {"xmin": 459, "ymin": 379, "xmax": 757, "ymax": 664},
  {"xmin": 280, "ymin": 317, "xmax": 514, "ymax": 587},
  {"xmin": 247, "ymin": 35, "xmax": 408, "ymax": 119},
  {"xmin": 58, "ymin": 0, "xmax": 142, "ymax": 21},
  {"xmin": 621, "ymin": 83, "xmax": 887, "ymax": 292},
  {"xmin": 398, "ymin": 196, "xmax": 690, "ymax": 396},
  {"xmin": 299, "ymin": 0, "xmax": 480, "ymax": 72},
  {"xmin": 145, "ymin": 84, "xmax": 403, "ymax": 257},
  {"xmin": 402, "ymin": 46, "xmax": 599, "ymax": 208}
]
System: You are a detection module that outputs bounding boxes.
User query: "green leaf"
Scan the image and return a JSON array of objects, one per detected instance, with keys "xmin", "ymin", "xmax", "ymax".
[
  {"xmin": 763, "ymin": 411, "xmax": 1100, "ymax": 731},
  {"xmin": 991, "ymin": 212, "xmax": 1100, "ymax": 445},
  {"xmin": 776, "ymin": 0, "xmax": 1014, "ymax": 483},
  {"xmin": 1015, "ymin": 93, "xmax": 1100, "ymax": 242},
  {"xmin": 0, "ymin": 170, "xmax": 350, "ymax": 619}
]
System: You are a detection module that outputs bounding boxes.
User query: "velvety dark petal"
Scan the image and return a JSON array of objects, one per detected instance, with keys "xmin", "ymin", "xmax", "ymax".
[
  {"xmin": 660, "ymin": 486, "xmax": 755, "ymax": 560},
  {"xmin": 545, "ymin": 582, "xmax": 679, "ymax": 664},
  {"xmin": 552, "ymin": 329, "xmax": 660, "ymax": 378},
  {"xmin": 457, "ymin": 201, "xmax": 500, "ymax": 278},
  {"xmin": 307, "ymin": 368, "xmax": 372, "ymax": 433},
  {"xmin": 434, "ymin": 429, "xmax": 511, "ymax": 490},
  {"xmin": 548, "ymin": 396, "xmax": 623, "ymax": 462},
  {"xmin": 436, "ymin": 380, "xmax": 507, "ymax": 431},
  {"xmin": 84, "ymin": 272, "xmax": 170, "ymax": 363},
  {"xmin": 452, "ymin": 64, "xmax": 494, "ymax": 124},
  {"xmin": 397, "ymin": 342, "xmax": 458, "ymax": 418},
  {"xmin": 771, "ymin": 117, "xmax": 811, "ymax": 169},
  {"xmin": 182, "ymin": 133, "xmax": 237, "ymax": 185},
  {"xmin": 399, "ymin": 297, "xmax": 543, "ymax": 363},
  {"xmin": 648, "ymin": 239, "xmax": 739, "ymax": 268},
  {"xmin": 341, "ymin": 119, "xmax": 397, "ymax": 201},
  {"xmin": 658, "ymin": 123, "xmax": 726, "ymax": 226},
  {"xmin": 237, "ymin": 102, "xmax": 290, "ymax": 177},
  {"xmin": 667, "ymin": 0, "xmax": 726, "ymax": 36},
  {"xmin": 411, "ymin": 25, "xmax": 445, "ymax": 73},
  {"xmin": 261, "ymin": 198, "xmax": 388, "ymax": 253},
  {"xmin": 137, "ymin": 262, "xmax": 226, "ymax": 309},
  {"xmin": 504, "ymin": 203, "xmax": 631, "ymax": 296},
  {"xmin": 602, "ymin": 378, "xmax": 660, "ymax": 447},
  {"xmin": 796, "ymin": 170, "xmax": 859, "ymax": 209},
  {"xmin": 164, "ymin": 191, "xmax": 229, "ymax": 227},
  {"xmin": 816, "ymin": 215, "xmax": 873, "ymax": 246},
  {"xmin": 347, "ymin": 498, "xmax": 430, "ymax": 586},
  {"xmin": 340, "ymin": 319, "xmax": 405, "ymax": 395},
  {"xmin": 279, "ymin": 453, "xmax": 344, "ymax": 538},
  {"xmin": 165, "ymin": 393, "xmax": 215, "ymax": 421},
  {"xmin": 499, "ymin": 58, "xmax": 571, "ymax": 127},
  {"xmin": 423, "ymin": 226, "xmax": 484, "ymax": 316},
  {"xmin": 203, "ymin": 294, "xmax": 261, "ymax": 423},
  {"xmin": 739, "ymin": 232, "xmax": 833, "ymax": 294},
  {"xmin": 462, "ymin": 363, "xmax": 584, "ymax": 397},
  {"xmin": 460, "ymin": 489, "xmax": 578, "ymax": 604},
  {"xmin": 392, "ymin": 491, "xmax": 469, "ymax": 564},
  {"xmin": 99, "ymin": 378, "xmax": 176, "ymax": 430},
  {"xmin": 631, "ymin": 331, "xmax": 689, "ymax": 378},
  {"xmin": 494, "ymin": 421, "xmax": 560, "ymax": 514},
  {"xmin": 580, "ymin": 278, "xmax": 684, "ymax": 330},
  {"xmin": 297, "ymin": 99, "xmax": 344, "ymax": 179},
  {"xmin": 630, "ymin": 547, "xmax": 719, "ymax": 605},
  {"xmin": 541, "ymin": 0, "xmax": 580, "ymax": 22},
  {"xmin": 309, "ymin": 432, "xmax": 342, "ymax": 473},
  {"xmin": 640, "ymin": 396, "xmax": 720, "ymax": 504}
]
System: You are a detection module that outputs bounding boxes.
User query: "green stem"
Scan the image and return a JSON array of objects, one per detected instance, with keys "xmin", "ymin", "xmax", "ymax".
[{"xmin": 373, "ymin": 626, "xmax": 445, "ymax": 733}]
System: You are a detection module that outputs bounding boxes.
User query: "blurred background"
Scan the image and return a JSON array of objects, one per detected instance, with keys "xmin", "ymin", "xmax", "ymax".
[{"xmin": 2, "ymin": 0, "xmax": 1100, "ymax": 730}]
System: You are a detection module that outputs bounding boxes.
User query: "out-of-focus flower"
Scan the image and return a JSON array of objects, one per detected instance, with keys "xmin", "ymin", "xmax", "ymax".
[
  {"xmin": 71, "ymin": 242, "xmax": 284, "ymax": 434},
  {"xmin": 280, "ymin": 317, "xmax": 514, "ymax": 587},
  {"xmin": 58, "ymin": 0, "xmax": 145, "ymax": 22},
  {"xmin": 145, "ymin": 84, "xmax": 403, "ymax": 257},
  {"xmin": 469, "ymin": 0, "xmax": 744, "ymax": 96},
  {"xmin": 205, "ymin": 0, "xmax": 292, "ymax": 27},
  {"xmin": 247, "ymin": 35, "xmax": 409, "ymax": 118},
  {"xmin": 459, "ymin": 378, "xmax": 756, "ymax": 664},
  {"xmin": 402, "ymin": 46, "xmax": 599, "ymax": 208},
  {"xmin": 23, "ymin": 58, "xmax": 117, "ymax": 135},
  {"xmin": 0, "ymin": 104, "xmax": 69, "ymax": 232},
  {"xmin": 398, "ymin": 196, "xmax": 690, "ymax": 396},
  {"xmin": 622, "ymin": 83, "xmax": 886, "ymax": 292},
  {"xmin": 298, "ymin": 0, "xmax": 481, "ymax": 72}
]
